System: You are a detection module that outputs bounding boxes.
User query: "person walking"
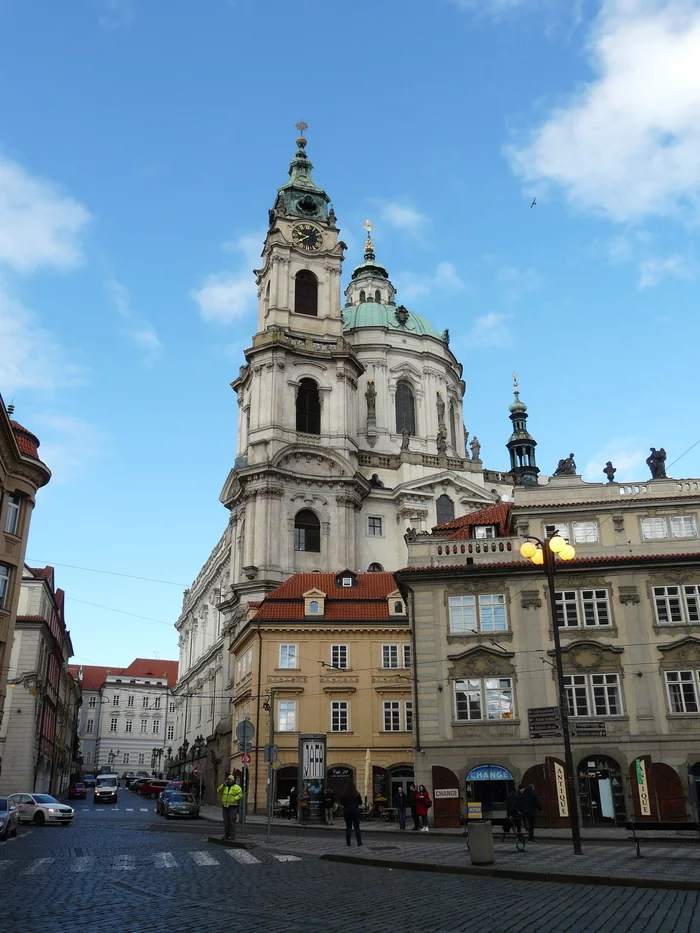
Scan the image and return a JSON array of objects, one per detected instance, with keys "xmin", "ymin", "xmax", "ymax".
[
  {"xmin": 339, "ymin": 781, "xmax": 363, "ymax": 847},
  {"xmin": 416, "ymin": 784, "xmax": 432, "ymax": 832},
  {"xmin": 521, "ymin": 782, "xmax": 542, "ymax": 841},
  {"xmin": 323, "ymin": 787, "xmax": 336, "ymax": 825},
  {"xmin": 505, "ymin": 784, "xmax": 524, "ymax": 838},
  {"xmin": 216, "ymin": 774, "xmax": 243, "ymax": 840},
  {"xmin": 395, "ymin": 786, "xmax": 408, "ymax": 831},
  {"xmin": 408, "ymin": 782, "xmax": 420, "ymax": 831},
  {"xmin": 288, "ymin": 785, "xmax": 298, "ymax": 820},
  {"xmin": 298, "ymin": 786, "xmax": 310, "ymax": 824}
]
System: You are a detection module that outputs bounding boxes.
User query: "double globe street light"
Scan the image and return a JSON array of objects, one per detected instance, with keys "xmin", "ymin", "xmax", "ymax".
[{"xmin": 520, "ymin": 534, "xmax": 583, "ymax": 855}]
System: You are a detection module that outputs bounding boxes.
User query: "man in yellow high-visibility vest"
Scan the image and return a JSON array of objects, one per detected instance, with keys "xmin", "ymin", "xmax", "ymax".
[{"xmin": 217, "ymin": 774, "xmax": 243, "ymax": 840}]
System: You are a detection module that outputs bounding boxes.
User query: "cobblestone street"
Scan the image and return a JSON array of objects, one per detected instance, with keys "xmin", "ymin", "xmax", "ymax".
[{"xmin": 3, "ymin": 800, "xmax": 700, "ymax": 933}]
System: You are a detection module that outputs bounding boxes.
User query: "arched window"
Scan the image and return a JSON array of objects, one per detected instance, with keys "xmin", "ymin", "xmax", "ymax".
[
  {"xmin": 309, "ymin": 600, "xmax": 320, "ymax": 614},
  {"xmin": 375, "ymin": 289, "xmax": 381, "ymax": 303},
  {"xmin": 436, "ymin": 494, "xmax": 455, "ymax": 525},
  {"xmin": 394, "ymin": 601, "xmax": 404, "ymax": 614},
  {"xmin": 295, "ymin": 270, "xmax": 318, "ymax": 316},
  {"xmin": 294, "ymin": 510, "xmax": 321, "ymax": 552},
  {"xmin": 368, "ymin": 562, "xmax": 384, "ymax": 572},
  {"xmin": 395, "ymin": 381, "xmax": 416, "ymax": 435},
  {"xmin": 296, "ymin": 378, "xmax": 321, "ymax": 434},
  {"xmin": 359, "ymin": 289, "xmax": 366, "ymax": 302},
  {"xmin": 449, "ymin": 401, "xmax": 457, "ymax": 451}
]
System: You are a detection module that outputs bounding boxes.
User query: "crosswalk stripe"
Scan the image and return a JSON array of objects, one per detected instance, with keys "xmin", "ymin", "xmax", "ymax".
[
  {"xmin": 126, "ymin": 808, "xmax": 134, "ymax": 812},
  {"xmin": 139, "ymin": 808, "xmax": 149, "ymax": 812},
  {"xmin": 272, "ymin": 854, "xmax": 302, "ymax": 862},
  {"xmin": 225, "ymin": 848, "xmax": 260, "ymax": 865},
  {"xmin": 71, "ymin": 857, "xmax": 94, "ymax": 873},
  {"xmin": 154, "ymin": 852, "xmax": 177, "ymax": 868},
  {"xmin": 111, "ymin": 808, "xmax": 119, "ymax": 811},
  {"xmin": 95, "ymin": 808, "xmax": 104, "ymax": 812},
  {"xmin": 22, "ymin": 858, "xmax": 54, "ymax": 875},
  {"xmin": 191, "ymin": 851, "xmax": 219, "ymax": 866},
  {"xmin": 113, "ymin": 855, "xmax": 135, "ymax": 870}
]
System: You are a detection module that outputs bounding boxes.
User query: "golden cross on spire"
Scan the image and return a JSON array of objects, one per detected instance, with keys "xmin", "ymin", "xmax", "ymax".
[
  {"xmin": 513, "ymin": 371, "xmax": 519, "ymax": 390},
  {"xmin": 296, "ymin": 120, "xmax": 308, "ymax": 137},
  {"xmin": 363, "ymin": 218, "xmax": 373, "ymax": 235}
]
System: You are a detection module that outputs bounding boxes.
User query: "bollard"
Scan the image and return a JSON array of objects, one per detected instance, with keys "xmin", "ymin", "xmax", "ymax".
[{"xmin": 467, "ymin": 819, "xmax": 494, "ymax": 865}]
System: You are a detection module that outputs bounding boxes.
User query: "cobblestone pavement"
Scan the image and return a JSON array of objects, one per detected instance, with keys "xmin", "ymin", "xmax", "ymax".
[{"xmin": 3, "ymin": 797, "xmax": 700, "ymax": 933}]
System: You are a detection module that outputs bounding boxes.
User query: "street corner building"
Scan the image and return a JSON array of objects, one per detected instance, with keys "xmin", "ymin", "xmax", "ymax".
[{"xmin": 396, "ymin": 450, "xmax": 700, "ymax": 829}]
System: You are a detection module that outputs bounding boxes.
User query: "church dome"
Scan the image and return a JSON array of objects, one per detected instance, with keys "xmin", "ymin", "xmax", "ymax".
[{"xmin": 343, "ymin": 302, "xmax": 445, "ymax": 341}]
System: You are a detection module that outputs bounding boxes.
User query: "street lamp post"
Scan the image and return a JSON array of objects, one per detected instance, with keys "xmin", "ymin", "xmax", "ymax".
[{"xmin": 520, "ymin": 534, "xmax": 583, "ymax": 856}]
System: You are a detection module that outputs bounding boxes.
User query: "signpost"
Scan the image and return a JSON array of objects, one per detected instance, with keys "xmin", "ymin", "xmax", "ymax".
[
  {"xmin": 266, "ymin": 690, "xmax": 275, "ymax": 841},
  {"xmin": 570, "ymin": 721, "xmax": 607, "ymax": 738},
  {"xmin": 528, "ymin": 706, "xmax": 563, "ymax": 739},
  {"xmin": 235, "ymin": 719, "xmax": 255, "ymax": 835}
]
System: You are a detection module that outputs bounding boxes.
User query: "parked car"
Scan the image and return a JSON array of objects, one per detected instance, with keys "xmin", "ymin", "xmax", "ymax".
[
  {"xmin": 67, "ymin": 783, "xmax": 86, "ymax": 800},
  {"xmin": 83, "ymin": 774, "xmax": 96, "ymax": 788},
  {"xmin": 156, "ymin": 782, "xmax": 183, "ymax": 815},
  {"xmin": 128, "ymin": 777, "xmax": 149, "ymax": 792},
  {"xmin": 8, "ymin": 794, "xmax": 74, "ymax": 826},
  {"xmin": 93, "ymin": 774, "xmax": 119, "ymax": 804},
  {"xmin": 139, "ymin": 779, "xmax": 168, "ymax": 799},
  {"xmin": 0, "ymin": 797, "xmax": 20, "ymax": 840},
  {"xmin": 163, "ymin": 792, "xmax": 199, "ymax": 819},
  {"xmin": 121, "ymin": 771, "xmax": 135, "ymax": 782}
]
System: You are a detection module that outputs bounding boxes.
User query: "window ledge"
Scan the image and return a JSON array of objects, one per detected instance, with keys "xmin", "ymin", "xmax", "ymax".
[
  {"xmin": 329, "ymin": 731, "xmax": 354, "ymax": 735},
  {"xmin": 452, "ymin": 718, "xmax": 520, "ymax": 727},
  {"xmin": 653, "ymin": 624, "xmax": 700, "ymax": 635},
  {"xmin": 553, "ymin": 626, "xmax": 619, "ymax": 640},
  {"xmin": 447, "ymin": 631, "xmax": 512, "ymax": 644},
  {"xmin": 275, "ymin": 668, "xmax": 302, "ymax": 672}
]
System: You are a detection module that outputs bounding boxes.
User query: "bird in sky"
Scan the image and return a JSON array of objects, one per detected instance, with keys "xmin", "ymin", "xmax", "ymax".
[{"xmin": 530, "ymin": 197, "xmax": 537, "ymax": 208}]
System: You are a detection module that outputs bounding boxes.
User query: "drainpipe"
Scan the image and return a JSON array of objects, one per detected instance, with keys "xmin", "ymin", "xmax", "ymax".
[
  {"xmin": 398, "ymin": 581, "xmax": 420, "ymax": 753},
  {"xmin": 253, "ymin": 621, "xmax": 263, "ymax": 813}
]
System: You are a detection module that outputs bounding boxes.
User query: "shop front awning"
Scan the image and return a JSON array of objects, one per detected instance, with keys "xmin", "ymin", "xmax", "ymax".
[{"xmin": 466, "ymin": 765, "xmax": 514, "ymax": 782}]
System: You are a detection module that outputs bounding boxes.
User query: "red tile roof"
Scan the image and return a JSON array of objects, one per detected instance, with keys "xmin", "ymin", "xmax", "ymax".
[
  {"xmin": 120, "ymin": 658, "xmax": 179, "ymax": 684},
  {"xmin": 26, "ymin": 566, "xmax": 54, "ymax": 579},
  {"xmin": 433, "ymin": 503, "xmax": 512, "ymax": 539},
  {"xmin": 252, "ymin": 572, "xmax": 402, "ymax": 623},
  {"xmin": 17, "ymin": 615, "xmax": 48, "ymax": 623},
  {"xmin": 398, "ymin": 551, "xmax": 700, "ymax": 574},
  {"xmin": 67, "ymin": 665, "xmax": 112, "ymax": 692},
  {"xmin": 265, "ymin": 572, "xmax": 398, "ymax": 600},
  {"xmin": 10, "ymin": 420, "xmax": 41, "ymax": 460}
]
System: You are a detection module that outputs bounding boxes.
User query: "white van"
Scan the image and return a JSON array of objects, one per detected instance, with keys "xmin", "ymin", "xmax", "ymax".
[{"xmin": 93, "ymin": 774, "xmax": 119, "ymax": 804}]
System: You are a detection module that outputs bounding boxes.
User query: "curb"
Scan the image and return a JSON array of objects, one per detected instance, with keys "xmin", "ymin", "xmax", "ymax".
[
  {"xmin": 207, "ymin": 836, "xmax": 258, "ymax": 850},
  {"xmin": 319, "ymin": 854, "xmax": 700, "ymax": 892}
]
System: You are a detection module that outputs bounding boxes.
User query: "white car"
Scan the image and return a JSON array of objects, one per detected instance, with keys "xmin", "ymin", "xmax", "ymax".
[{"xmin": 8, "ymin": 794, "xmax": 74, "ymax": 826}]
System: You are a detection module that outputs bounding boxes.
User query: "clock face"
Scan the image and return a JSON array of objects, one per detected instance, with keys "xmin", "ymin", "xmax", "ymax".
[{"xmin": 292, "ymin": 224, "xmax": 323, "ymax": 251}]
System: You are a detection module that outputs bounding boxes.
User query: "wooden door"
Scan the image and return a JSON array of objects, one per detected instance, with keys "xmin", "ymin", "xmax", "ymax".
[{"xmin": 431, "ymin": 765, "xmax": 461, "ymax": 828}]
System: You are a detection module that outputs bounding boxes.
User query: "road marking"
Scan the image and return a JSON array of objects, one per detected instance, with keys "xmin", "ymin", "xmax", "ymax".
[
  {"xmin": 111, "ymin": 808, "xmax": 119, "ymax": 811},
  {"xmin": 225, "ymin": 848, "xmax": 260, "ymax": 865},
  {"xmin": 154, "ymin": 852, "xmax": 177, "ymax": 868},
  {"xmin": 22, "ymin": 858, "xmax": 54, "ymax": 875},
  {"xmin": 190, "ymin": 851, "xmax": 219, "ymax": 866},
  {"xmin": 71, "ymin": 857, "xmax": 94, "ymax": 873},
  {"xmin": 113, "ymin": 855, "xmax": 135, "ymax": 870},
  {"xmin": 272, "ymin": 854, "xmax": 302, "ymax": 862},
  {"xmin": 139, "ymin": 808, "xmax": 149, "ymax": 812},
  {"xmin": 95, "ymin": 809, "xmax": 104, "ymax": 812}
]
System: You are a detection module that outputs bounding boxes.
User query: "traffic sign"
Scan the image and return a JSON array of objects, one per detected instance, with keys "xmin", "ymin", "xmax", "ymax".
[
  {"xmin": 236, "ymin": 719, "xmax": 256, "ymax": 746},
  {"xmin": 192, "ymin": 766, "xmax": 199, "ymax": 777},
  {"xmin": 528, "ymin": 706, "xmax": 563, "ymax": 739},
  {"xmin": 242, "ymin": 753, "xmax": 251, "ymax": 764},
  {"xmin": 272, "ymin": 760, "xmax": 281, "ymax": 770}
]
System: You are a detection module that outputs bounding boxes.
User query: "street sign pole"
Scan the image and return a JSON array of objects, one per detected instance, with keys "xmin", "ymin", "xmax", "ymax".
[
  {"xmin": 235, "ymin": 719, "xmax": 256, "ymax": 837},
  {"xmin": 266, "ymin": 689, "xmax": 275, "ymax": 841}
]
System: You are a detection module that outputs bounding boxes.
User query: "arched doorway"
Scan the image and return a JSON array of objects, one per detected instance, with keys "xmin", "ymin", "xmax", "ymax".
[
  {"xmin": 389, "ymin": 764, "xmax": 415, "ymax": 806},
  {"xmin": 275, "ymin": 765, "xmax": 298, "ymax": 807},
  {"xmin": 577, "ymin": 755, "xmax": 626, "ymax": 825},
  {"xmin": 465, "ymin": 764, "xmax": 515, "ymax": 819},
  {"xmin": 630, "ymin": 757, "xmax": 688, "ymax": 821},
  {"xmin": 432, "ymin": 765, "xmax": 460, "ymax": 828},
  {"xmin": 522, "ymin": 758, "xmax": 571, "ymax": 828}
]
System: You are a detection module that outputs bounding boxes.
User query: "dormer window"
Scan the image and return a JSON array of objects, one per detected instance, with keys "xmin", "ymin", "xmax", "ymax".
[
  {"xmin": 309, "ymin": 600, "xmax": 320, "ymax": 613},
  {"xmin": 394, "ymin": 601, "xmax": 404, "ymax": 614},
  {"xmin": 388, "ymin": 590, "xmax": 406, "ymax": 616},
  {"xmin": 303, "ymin": 588, "xmax": 326, "ymax": 616},
  {"xmin": 473, "ymin": 525, "xmax": 496, "ymax": 539},
  {"xmin": 335, "ymin": 570, "xmax": 357, "ymax": 589},
  {"xmin": 341, "ymin": 577, "xmax": 352, "ymax": 587}
]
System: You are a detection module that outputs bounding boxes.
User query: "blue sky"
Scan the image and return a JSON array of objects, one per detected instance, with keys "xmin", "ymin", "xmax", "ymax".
[{"xmin": 2, "ymin": 0, "xmax": 700, "ymax": 668}]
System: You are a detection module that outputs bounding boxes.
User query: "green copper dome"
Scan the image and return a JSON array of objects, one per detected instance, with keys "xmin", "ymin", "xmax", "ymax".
[{"xmin": 343, "ymin": 302, "xmax": 445, "ymax": 341}]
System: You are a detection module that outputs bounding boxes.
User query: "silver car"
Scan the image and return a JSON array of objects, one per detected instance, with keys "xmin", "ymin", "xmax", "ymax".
[
  {"xmin": 0, "ymin": 797, "xmax": 20, "ymax": 840},
  {"xmin": 8, "ymin": 794, "xmax": 74, "ymax": 826},
  {"xmin": 163, "ymin": 792, "xmax": 200, "ymax": 819}
]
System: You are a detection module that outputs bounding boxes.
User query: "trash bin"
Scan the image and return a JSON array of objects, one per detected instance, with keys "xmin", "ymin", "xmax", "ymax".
[{"xmin": 467, "ymin": 819, "xmax": 494, "ymax": 865}]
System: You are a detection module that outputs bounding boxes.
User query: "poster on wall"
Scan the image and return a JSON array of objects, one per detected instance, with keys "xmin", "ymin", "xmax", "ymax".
[
  {"xmin": 373, "ymin": 766, "xmax": 388, "ymax": 803},
  {"xmin": 554, "ymin": 761, "xmax": 569, "ymax": 818}
]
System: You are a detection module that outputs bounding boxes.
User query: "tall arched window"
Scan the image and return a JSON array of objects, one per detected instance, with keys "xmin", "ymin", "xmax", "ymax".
[
  {"xmin": 359, "ymin": 289, "xmax": 366, "ymax": 302},
  {"xmin": 296, "ymin": 378, "xmax": 321, "ymax": 434},
  {"xmin": 295, "ymin": 270, "xmax": 318, "ymax": 316},
  {"xmin": 374, "ymin": 289, "xmax": 381, "ymax": 303},
  {"xmin": 436, "ymin": 494, "xmax": 455, "ymax": 525},
  {"xmin": 449, "ymin": 400, "xmax": 457, "ymax": 451},
  {"xmin": 294, "ymin": 510, "xmax": 321, "ymax": 552},
  {"xmin": 395, "ymin": 381, "xmax": 416, "ymax": 435}
]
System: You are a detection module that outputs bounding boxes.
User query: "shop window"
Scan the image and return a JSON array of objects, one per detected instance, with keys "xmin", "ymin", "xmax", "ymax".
[
  {"xmin": 555, "ymin": 590, "xmax": 611, "ymax": 627},
  {"xmin": 395, "ymin": 381, "xmax": 415, "ymax": 436},
  {"xmin": 294, "ymin": 270, "xmax": 318, "ymax": 316},
  {"xmin": 436, "ymin": 495, "xmax": 454, "ymax": 525},
  {"xmin": 296, "ymin": 379, "xmax": 321, "ymax": 434},
  {"xmin": 454, "ymin": 678, "xmax": 513, "ymax": 721},
  {"xmin": 294, "ymin": 510, "xmax": 321, "ymax": 552},
  {"xmin": 448, "ymin": 595, "xmax": 507, "ymax": 633}
]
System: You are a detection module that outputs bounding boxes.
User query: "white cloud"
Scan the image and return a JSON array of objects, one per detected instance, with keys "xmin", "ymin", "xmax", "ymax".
[
  {"xmin": 0, "ymin": 155, "xmax": 90, "ymax": 273},
  {"xmin": 98, "ymin": 0, "xmax": 134, "ymax": 31},
  {"xmin": 396, "ymin": 262, "xmax": 466, "ymax": 302},
  {"xmin": 638, "ymin": 253, "xmax": 698, "ymax": 288},
  {"xmin": 381, "ymin": 201, "xmax": 428, "ymax": 235},
  {"xmin": 193, "ymin": 234, "xmax": 262, "ymax": 325},
  {"xmin": 32, "ymin": 414, "xmax": 106, "ymax": 483},
  {"xmin": 222, "ymin": 233, "xmax": 263, "ymax": 269},
  {"xmin": 498, "ymin": 265, "xmax": 541, "ymax": 300},
  {"xmin": 508, "ymin": 0, "xmax": 700, "ymax": 223},
  {"xmin": 583, "ymin": 439, "xmax": 646, "ymax": 482},
  {"xmin": 105, "ymin": 279, "xmax": 163, "ymax": 364},
  {"xmin": 466, "ymin": 312, "xmax": 514, "ymax": 347}
]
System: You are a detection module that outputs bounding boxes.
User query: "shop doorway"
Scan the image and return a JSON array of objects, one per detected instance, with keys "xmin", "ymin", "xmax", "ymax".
[
  {"xmin": 630, "ymin": 757, "xmax": 689, "ymax": 821},
  {"xmin": 577, "ymin": 756, "xmax": 626, "ymax": 826},
  {"xmin": 389, "ymin": 765, "xmax": 415, "ymax": 806},
  {"xmin": 522, "ymin": 758, "xmax": 570, "ymax": 828},
  {"xmin": 432, "ymin": 765, "xmax": 460, "ymax": 828},
  {"xmin": 465, "ymin": 764, "xmax": 515, "ymax": 819},
  {"xmin": 275, "ymin": 766, "xmax": 298, "ymax": 805}
]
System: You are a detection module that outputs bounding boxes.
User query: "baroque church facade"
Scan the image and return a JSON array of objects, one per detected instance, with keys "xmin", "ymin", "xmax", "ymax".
[{"xmin": 171, "ymin": 130, "xmax": 519, "ymax": 782}]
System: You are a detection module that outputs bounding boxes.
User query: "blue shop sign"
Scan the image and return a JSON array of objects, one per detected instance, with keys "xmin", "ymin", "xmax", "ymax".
[{"xmin": 466, "ymin": 765, "xmax": 514, "ymax": 783}]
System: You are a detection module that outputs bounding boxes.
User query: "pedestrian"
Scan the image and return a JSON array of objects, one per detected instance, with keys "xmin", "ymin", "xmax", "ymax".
[
  {"xmin": 299, "ymin": 786, "xmax": 310, "ymax": 824},
  {"xmin": 323, "ymin": 787, "xmax": 336, "ymax": 825},
  {"xmin": 216, "ymin": 774, "xmax": 243, "ymax": 841},
  {"xmin": 339, "ymin": 781, "xmax": 363, "ymax": 847},
  {"xmin": 521, "ymin": 782, "xmax": 542, "ymax": 841},
  {"xmin": 505, "ymin": 784, "xmax": 524, "ymax": 837},
  {"xmin": 395, "ymin": 786, "xmax": 408, "ymax": 831},
  {"xmin": 416, "ymin": 784, "xmax": 432, "ymax": 832},
  {"xmin": 288, "ymin": 785, "xmax": 297, "ymax": 820},
  {"xmin": 408, "ymin": 782, "xmax": 420, "ymax": 831}
]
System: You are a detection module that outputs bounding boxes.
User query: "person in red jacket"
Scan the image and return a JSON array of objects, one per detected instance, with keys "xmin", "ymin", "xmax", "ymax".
[{"xmin": 416, "ymin": 784, "xmax": 432, "ymax": 832}]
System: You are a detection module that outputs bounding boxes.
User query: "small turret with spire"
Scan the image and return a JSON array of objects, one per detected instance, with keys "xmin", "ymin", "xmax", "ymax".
[
  {"xmin": 344, "ymin": 219, "xmax": 397, "ymax": 307},
  {"xmin": 270, "ymin": 121, "xmax": 332, "ymax": 224},
  {"xmin": 506, "ymin": 373, "xmax": 539, "ymax": 486}
]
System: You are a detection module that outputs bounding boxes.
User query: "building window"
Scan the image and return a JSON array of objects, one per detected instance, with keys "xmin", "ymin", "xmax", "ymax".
[
  {"xmin": 278, "ymin": 700, "xmax": 297, "ymax": 732},
  {"xmin": 436, "ymin": 495, "xmax": 455, "ymax": 525},
  {"xmin": 331, "ymin": 701, "xmax": 349, "ymax": 732},
  {"xmin": 138, "ymin": 753, "xmax": 145, "ymax": 765},
  {"xmin": 279, "ymin": 644, "xmax": 298, "ymax": 669},
  {"xmin": 642, "ymin": 516, "xmax": 697, "ymax": 540},
  {"xmin": 309, "ymin": 600, "xmax": 320, "ymax": 614},
  {"xmin": 0, "ymin": 564, "xmax": 11, "ymax": 610},
  {"xmin": 448, "ymin": 595, "xmax": 507, "ymax": 633},
  {"xmin": 294, "ymin": 270, "xmax": 318, "ymax": 317},
  {"xmin": 122, "ymin": 753, "xmax": 129, "ymax": 764},
  {"xmin": 294, "ymin": 509, "xmax": 321, "ymax": 552},
  {"xmin": 473, "ymin": 525, "xmax": 496, "ymax": 539},
  {"xmin": 296, "ymin": 378, "xmax": 321, "ymax": 434},
  {"xmin": 555, "ymin": 590, "xmax": 611, "ymax": 627},
  {"xmin": 572, "ymin": 521, "xmax": 599, "ymax": 544},
  {"xmin": 167, "ymin": 724, "xmax": 174, "ymax": 740},
  {"xmin": 113, "ymin": 694, "xmax": 119, "ymax": 706},
  {"xmin": 653, "ymin": 586, "xmax": 700, "ymax": 625},
  {"xmin": 374, "ymin": 289, "xmax": 381, "ymax": 302},
  {"xmin": 403, "ymin": 644, "xmax": 411, "ymax": 668},
  {"xmin": 125, "ymin": 719, "xmax": 133, "ymax": 733},
  {"xmin": 169, "ymin": 702, "xmax": 176, "ymax": 713},
  {"xmin": 86, "ymin": 719, "xmax": 94, "ymax": 734},
  {"xmin": 382, "ymin": 645, "xmax": 399, "ymax": 668},
  {"xmin": 153, "ymin": 697, "xmax": 161, "ymax": 710},
  {"xmin": 454, "ymin": 678, "xmax": 514, "ymax": 721},
  {"xmin": 383, "ymin": 701, "xmax": 401, "ymax": 732},
  {"xmin": 143, "ymin": 697, "xmax": 149, "ymax": 709},
  {"xmin": 405, "ymin": 701, "xmax": 413, "ymax": 732},
  {"xmin": 665, "ymin": 671, "xmax": 699, "ymax": 713},
  {"xmin": 544, "ymin": 522, "xmax": 569, "ymax": 540},
  {"xmin": 641, "ymin": 517, "xmax": 667, "ymax": 539},
  {"xmin": 110, "ymin": 717, "xmax": 118, "ymax": 732},
  {"xmin": 3, "ymin": 494, "xmax": 21, "ymax": 535},
  {"xmin": 88, "ymin": 696, "xmax": 97, "ymax": 708},
  {"xmin": 368, "ymin": 516, "xmax": 383, "ymax": 536},
  {"xmin": 331, "ymin": 645, "xmax": 348, "ymax": 669},
  {"xmin": 671, "ymin": 516, "xmax": 698, "ymax": 538},
  {"xmin": 140, "ymin": 719, "xmax": 148, "ymax": 733},
  {"xmin": 449, "ymin": 400, "xmax": 457, "ymax": 451},
  {"xmin": 563, "ymin": 673, "xmax": 622, "ymax": 716},
  {"xmin": 85, "ymin": 752, "xmax": 92, "ymax": 764},
  {"xmin": 368, "ymin": 562, "xmax": 384, "ymax": 572},
  {"xmin": 395, "ymin": 380, "xmax": 416, "ymax": 435},
  {"xmin": 152, "ymin": 719, "xmax": 160, "ymax": 734},
  {"xmin": 127, "ymin": 695, "xmax": 134, "ymax": 707}
]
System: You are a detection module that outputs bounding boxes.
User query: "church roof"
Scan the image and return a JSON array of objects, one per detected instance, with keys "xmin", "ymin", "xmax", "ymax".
[
  {"xmin": 342, "ymin": 302, "xmax": 444, "ymax": 341},
  {"xmin": 433, "ymin": 502, "xmax": 513, "ymax": 539}
]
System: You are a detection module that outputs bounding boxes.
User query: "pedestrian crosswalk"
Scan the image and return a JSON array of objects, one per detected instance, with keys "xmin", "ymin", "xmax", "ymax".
[{"xmin": 7, "ymin": 849, "xmax": 303, "ymax": 876}]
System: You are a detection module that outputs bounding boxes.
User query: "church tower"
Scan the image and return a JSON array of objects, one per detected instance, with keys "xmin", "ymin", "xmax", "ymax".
[{"xmin": 506, "ymin": 375, "xmax": 539, "ymax": 486}]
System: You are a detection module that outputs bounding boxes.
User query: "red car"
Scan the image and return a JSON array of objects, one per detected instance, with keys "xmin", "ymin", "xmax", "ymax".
[
  {"xmin": 139, "ymin": 779, "xmax": 168, "ymax": 799},
  {"xmin": 67, "ymin": 783, "xmax": 87, "ymax": 800}
]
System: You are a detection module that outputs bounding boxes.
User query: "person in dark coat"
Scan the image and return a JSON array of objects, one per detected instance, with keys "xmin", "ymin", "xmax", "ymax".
[
  {"xmin": 288, "ymin": 786, "xmax": 297, "ymax": 820},
  {"xmin": 505, "ymin": 784, "xmax": 524, "ymax": 836},
  {"xmin": 408, "ymin": 782, "xmax": 420, "ymax": 831},
  {"xmin": 322, "ymin": 788, "xmax": 336, "ymax": 825},
  {"xmin": 521, "ymin": 783, "xmax": 542, "ymax": 841},
  {"xmin": 395, "ymin": 786, "xmax": 408, "ymax": 830},
  {"xmin": 339, "ymin": 781, "xmax": 363, "ymax": 846}
]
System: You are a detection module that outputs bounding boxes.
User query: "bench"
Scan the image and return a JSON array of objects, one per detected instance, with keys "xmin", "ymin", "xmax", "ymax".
[{"xmin": 625, "ymin": 820, "xmax": 700, "ymax": 858}]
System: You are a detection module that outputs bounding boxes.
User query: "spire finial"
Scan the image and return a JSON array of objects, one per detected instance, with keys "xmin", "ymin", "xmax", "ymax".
[
  {"xmin": 363, "ymin": 218, "xmax": 375, "ymax": 260},
  {"xmin": 296, "ymin": 120, "xmax": 308, "ymax": 137},
  {"xmin": 513, "ymin": 371, "xmax": 518, "ymax": 392}
]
